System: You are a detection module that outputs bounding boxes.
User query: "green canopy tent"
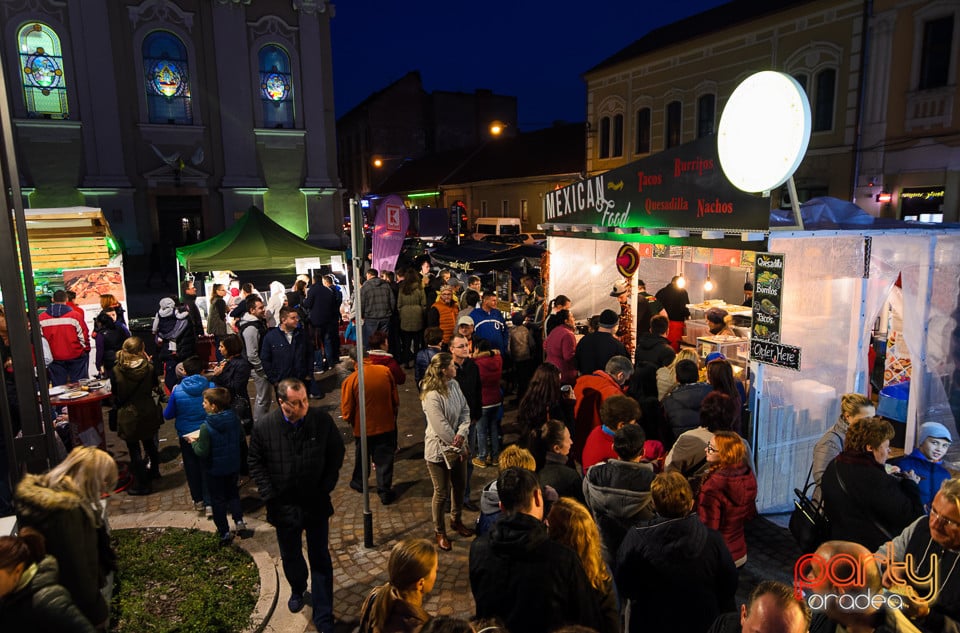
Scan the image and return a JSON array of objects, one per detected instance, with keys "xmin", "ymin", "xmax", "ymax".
[{"xmin": 176, "ymin": 207, "xmax": 339, "ymax": 272}]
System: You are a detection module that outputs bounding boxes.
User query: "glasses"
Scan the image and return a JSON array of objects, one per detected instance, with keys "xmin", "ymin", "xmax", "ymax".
[
  {"xmin": 705, "ymin": 444, "xmax": 719, "ymax": 454},
  {"xmin": 931, "ymin": 507, "xmax": 960, "ymax": 529}
]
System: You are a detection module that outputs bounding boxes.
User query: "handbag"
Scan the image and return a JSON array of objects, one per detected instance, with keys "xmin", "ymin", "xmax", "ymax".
[{"xmin": 789, "ymin": 464, "xmax": 831, "ymax": 553}]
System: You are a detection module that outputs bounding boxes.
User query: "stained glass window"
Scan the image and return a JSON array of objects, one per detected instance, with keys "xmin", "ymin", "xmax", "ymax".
[
  {"xmin": 18, "ymin": 23, "xmax": 68, "ymax": 119},
  {"xmin": 258, "ymin": 45, "xmax": 294, "ymax": 128},
  {"xmin": 143, "ymin": 31, "xmax": 192, "ymax": 124}
]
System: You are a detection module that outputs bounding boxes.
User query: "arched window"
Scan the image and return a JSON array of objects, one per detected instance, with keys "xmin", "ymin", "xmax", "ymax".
[
  {"xmin": 635, "ymin": 108, "xmax": 651, "ymax": 154},
  {"xmin": 143, "ymin": 31, "xmax": 192, "ymax": 125},
  {"xmin": 813, "ymin": 69, "xmax": 836, "ymax": 132},
  {"xmin": 259, "ymin": 45, "xmax": 294, "ymax": 128},
  {"xmin": 666, "ymin": 101, "xmax": 682, "ymax": 148},
  {"xmin": 612, "ymin": 114, "xmax": 624, "ymax": 157},
  {"xmin": 697, "ymin": 94, "xmax": 715, "ymax": 138},
  {"xmin": 599, "ymin": 116, "xmax": 611, "ymax": 158},
  {"xmin": 18, "ymin": 23, "xmax": 68, "ymax": 119}
]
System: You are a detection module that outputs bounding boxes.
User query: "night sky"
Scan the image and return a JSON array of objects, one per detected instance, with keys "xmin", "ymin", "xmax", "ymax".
[{"xmin": 331, "ymin": 0, "xmax": 729, "ymax": 131}]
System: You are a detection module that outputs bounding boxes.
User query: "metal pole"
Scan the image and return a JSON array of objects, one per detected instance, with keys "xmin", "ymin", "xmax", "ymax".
[
  {"xmin": 0, "ymin": 49, "xmax": 58, "ymax": 480},
  {"xmin": 349, "ymin": 198, "xmax": 373, "ymax": 547},
  {"xmin": 787, "ymin": 176, "xmax": 805, "ymax": 231}
]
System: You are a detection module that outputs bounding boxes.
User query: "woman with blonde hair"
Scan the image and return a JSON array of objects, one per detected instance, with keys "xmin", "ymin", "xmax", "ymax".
[
  {"xmin": 113, "ymin": 336, "xmax": 163, "ymax": 494},
  {"xmin": 811, "ymin": 392, "xmax": 875, "ymax": 502},
  {"xmin": 656, "ymin": 348, "xmax": 699, "ymax": 400},
  {"xmin": 14, "ymin": 447, "xmax": 118, "ymax": 628},
  {"xmin": 697, "ymin": 430, "xmax": 757, "ymax": 566},
  {"xmin": 358, "ymin": 538, "xmax": 438, "ymax": 633},
  {"xmin": 420, "ymin": 352, "xmax": 473, "ymax": 551},
  {"xmin": 546, "ymin": 498, "xmax": 618, "ymax": 633}
]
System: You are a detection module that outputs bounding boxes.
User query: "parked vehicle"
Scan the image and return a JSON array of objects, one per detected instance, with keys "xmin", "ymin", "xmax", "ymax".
[{"xmin": 471, "ymin": 217, "xmax": 522, "ymax": 241}]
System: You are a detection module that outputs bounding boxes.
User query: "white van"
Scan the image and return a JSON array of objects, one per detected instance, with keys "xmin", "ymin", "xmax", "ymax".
[{"xmin": 471, "ymin": 217, "xmax": 522, "ymax": 242}]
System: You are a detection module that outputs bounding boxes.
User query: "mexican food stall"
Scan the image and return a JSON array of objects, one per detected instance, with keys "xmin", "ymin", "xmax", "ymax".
[{"xmin": 538, "ymin": 135, "xmax": 960, "ymax": 513}]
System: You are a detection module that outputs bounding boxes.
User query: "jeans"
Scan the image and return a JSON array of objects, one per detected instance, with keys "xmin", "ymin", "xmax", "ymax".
[
  {"xmin": 426, "ymin": 458, "xmax": 466, "ymax": 534},
  {"xmin": 49, "ymin": 356, "xmax": 88, "ymax": 386},
  {"xmin": 313, "ymin": 323, "xmax": 340, "ymax": 370},
  {"xmin": 276, "ymin": 519, "xmax": 334, "ymax": 633},
  {"xmin": 179, "ymin": 436, "xmax": 210, "ymax": 505},
  {"xmin": 350, "ymin": 431, "xmax": 397, "ymax": 495},
  {"xmin": 361, "ymin": 317, "xmax": 389, "ymax": 344},
  {"xmin": 476, "ymin": 405, "xmax": 502, "ymax": 461},
  {"xmin": 207, "ymin": 472, "xmax": 242, "ymax": 537}
]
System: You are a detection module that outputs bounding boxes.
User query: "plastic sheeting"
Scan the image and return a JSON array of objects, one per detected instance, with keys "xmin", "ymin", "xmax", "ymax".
[{"xmin": 755, "ymin": 232, "xmax": 960, "ymax": 512}]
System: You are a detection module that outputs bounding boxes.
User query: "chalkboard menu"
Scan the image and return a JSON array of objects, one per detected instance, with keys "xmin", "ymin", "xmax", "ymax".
[
  {"xmin": 750, "ymin": 252, "xmax": 801, "ymax": 371},
  {"xmin": 751, "ymin": 253, "xmax": 784, "ymax": 342},
  {"xmin": 495, "ymin": 271, "xmax": 512, "ymax": 312}
]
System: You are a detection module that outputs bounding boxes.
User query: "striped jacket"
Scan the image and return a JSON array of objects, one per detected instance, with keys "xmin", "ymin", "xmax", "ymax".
[{"xmin": 38, "ymin": 303, "xmax": 86, "ymax": 360}]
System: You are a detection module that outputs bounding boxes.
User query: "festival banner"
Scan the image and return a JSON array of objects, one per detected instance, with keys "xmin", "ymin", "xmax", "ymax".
[{"xmin": 371, "ymin": 195, "xmax": 409, "ymax": 273}]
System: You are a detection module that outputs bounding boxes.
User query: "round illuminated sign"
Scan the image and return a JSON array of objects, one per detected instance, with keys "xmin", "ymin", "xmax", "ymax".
[{"xmin": 717, "ymin": 71, "xmax": 811, "ymax": 193}]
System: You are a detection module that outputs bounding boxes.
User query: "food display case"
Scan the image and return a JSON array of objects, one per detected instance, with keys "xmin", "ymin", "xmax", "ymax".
[{"xmin": 697, "ymin": 335, "xmax": 750, "ymax": 368}]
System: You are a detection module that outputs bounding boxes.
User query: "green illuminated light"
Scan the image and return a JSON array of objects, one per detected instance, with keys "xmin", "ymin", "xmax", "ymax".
[{"xmin": 407, "ymin": 192, "xmax": 439, "ymax": 199}]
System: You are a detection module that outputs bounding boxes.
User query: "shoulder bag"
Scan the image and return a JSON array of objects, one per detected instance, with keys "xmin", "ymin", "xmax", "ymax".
[{"xmin": 789, "ymin": 463, "xmax": 831, "ymax": 553}]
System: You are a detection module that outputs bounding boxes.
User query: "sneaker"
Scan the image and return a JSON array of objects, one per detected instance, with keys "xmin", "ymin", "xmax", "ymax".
[
  {"xmin": 235, "ymin": 520, "xmax": 247, "ymax": 535},
  {"xmin": 205, "ymin": 505, "xmax": 214, "ymax": 519},
  {"xmin": 193, "ymin": 501, "xmax": 205, "ymax": 513},
  {"xmin": 471, "ymin": 457, "xmax": 488, "ymax": 469},
  {"xmin": 288, "ymin": 592, "xmax": 305, "ymax": 613},
  {"xmin": 219, "ymin": 532, "xmax": 234, "ymax": 547}
]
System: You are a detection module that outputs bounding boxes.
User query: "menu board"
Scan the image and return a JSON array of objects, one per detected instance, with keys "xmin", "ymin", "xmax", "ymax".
[
  {"xmin": 750, "ymin": 253, "xmax": 783, "ymax": 342},
  {"xmin": 750, "ymin": 252, "xmax": 801, "ymax": 371},
  {"xmin": 495, "ymin": 271, "xmax": 512, "ymax": 312}
]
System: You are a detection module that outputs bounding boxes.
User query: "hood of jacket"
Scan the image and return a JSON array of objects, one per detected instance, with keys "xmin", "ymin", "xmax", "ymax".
[
  {"xmin": 206, "ymin": 408, "xmax": 238, "ymax": 433},
  {"xmin": 15, "ymin": 473, "xmax": 85, "ymax": 515},
  {"xmin": 635, "ymin": 332, "xmax": 670, "ymax": 352},
  {"xmin": 629, "ymin": 513, "xmax": 710, "ymax": 565},
  {"xmin": 115, "ymin": 358, "xmax": 153, "ymax": 381},
  {"xmin": 704, "ymin": 465, "xmax": 757, "ymax": 507},
  {"xmin": 46, "ymin": 303, "xmax": 75, "ymax": 318},
  {"xmin": 489, "ymin": 511, "xmax": 549, "ymax": 556},
  {"xmin": 179, "ymin": 373, "xmax": 211, "ymax": 397},
  {"xmin": 480, "ymin": 479, "xmax": 500, "ymax": 514},
  {"xmin": 585, "ymin": 460, "xmax": 655, "ymax": 521}
]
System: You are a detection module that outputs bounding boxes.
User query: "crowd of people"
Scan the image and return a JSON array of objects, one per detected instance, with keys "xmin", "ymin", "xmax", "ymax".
[{"xmin": 1, "ymin": 260, "xmax": 958, "ymax": 633}]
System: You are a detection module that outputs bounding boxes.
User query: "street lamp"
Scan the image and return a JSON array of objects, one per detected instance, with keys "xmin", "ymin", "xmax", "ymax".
[{"xmin": 489, "ymin": 120, "xmax": 506, "ymax": 137}]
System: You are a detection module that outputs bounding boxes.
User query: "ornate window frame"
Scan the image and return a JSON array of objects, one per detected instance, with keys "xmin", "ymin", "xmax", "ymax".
[
  {"xmin": 4, "ymin": 4, "xmax": 77, "ymax": 120},
  {"xmin": 784, "ymin": 43, "xmax": 841, "ymax": 134},
  {"xmin": 910, "ymin": 2, "xmax": 959, "ymax": 91},
  {"xmin": 596, "ymin": 95, "xmax": 625, "ymax": 161},
  {"xmin": 249, "ymin": 16, "xmax": 302, "ymax": 129}
]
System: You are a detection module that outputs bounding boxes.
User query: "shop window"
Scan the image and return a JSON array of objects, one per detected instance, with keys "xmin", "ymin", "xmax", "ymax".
[
  {"xmin": 18, "ymin": 23, "xmax": 68, "ymax": 119},
  {"xmin": 599, "ymin": 116, "xmax": 611, "ymax": 158},
  {"xmin": 612, "ymin": 114, "xmax": 624, "ymax": 157},
  {"xmin": 259, "ymin": 44, "xmax": 294, "ymax": 128},
  {"xmin": 635, "ymin": 108, "xmax": 651, "ymax": 154},
  {"xmin": 813, "ymin": 69, "xmax": 835, "ymax": 132},
  {"xmin": 143, "ymin": 31, "xmax": 192, "ymax": 125},
  {"xmin": 697, "ymin": 94, "xmax": 715, "ymax": 138},
  {"xmin": 665, "ymin": 100, "xmax": 682, "ymax": 148},
  {"xmin": 919, "ymin": 15, "xmax": 953, "ymax": 89}
]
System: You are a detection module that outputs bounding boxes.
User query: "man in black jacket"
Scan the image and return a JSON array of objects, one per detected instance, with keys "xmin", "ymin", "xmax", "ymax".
[
  {"xmin": 469, "ymin": 467, "xmax": 601, "ymax": 633},
  {"xmin": 260, "ymin": 307, "xmax": 312, "ymax": 386},
  {"xmin": 452, "ymin": 333, "xmax": 482, "ymax": 511},
  {"xmin": 303, "ymin": 273, "xmax": 339, "ymax": 371},
  {"xmin": 248, "ymin": 378, "xmax": 345, "ymax": 633}
]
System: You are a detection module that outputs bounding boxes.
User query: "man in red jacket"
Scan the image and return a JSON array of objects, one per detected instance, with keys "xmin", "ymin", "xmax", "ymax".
[
  {"xmin": 341, "ymin": 350, "xmax": 399, "ymax": 504},
  {"xmin": 572, "ymin": 355, "xmax": 633, "ymax": 464},
  {"xmin": 39, "ymin": 290, "xmax": 88, "ymax": 385}
]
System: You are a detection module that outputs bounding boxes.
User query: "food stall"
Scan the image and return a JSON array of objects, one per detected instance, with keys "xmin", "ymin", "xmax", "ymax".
[{"xmin": 539, "ymin": 135, "xmax": 960, "ymax": 512}]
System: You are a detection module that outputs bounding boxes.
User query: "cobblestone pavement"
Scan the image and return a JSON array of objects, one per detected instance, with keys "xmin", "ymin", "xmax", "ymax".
[{"xmin": 106, "ymin": 365, "xmax": 802, "ymax": 632}]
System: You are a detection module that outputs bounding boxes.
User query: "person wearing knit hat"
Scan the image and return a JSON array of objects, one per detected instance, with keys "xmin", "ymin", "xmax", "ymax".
[
  {"xmin": 705, "ymin": 307, "xmax": 735, "ymax": 337},
  {"xmin": 892, "ymin": 421, "xmax": 954, "ymax": 508},
  {"xmin": 574, "ymin": 309, "xmax": 627, "ymax": 376}
]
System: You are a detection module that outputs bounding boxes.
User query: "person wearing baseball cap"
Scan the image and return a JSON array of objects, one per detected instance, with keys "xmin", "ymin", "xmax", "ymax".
[
  {"xmin": 892, "ymin": 421, "xmax": 954, "ymax": 508},
  {"xmin": 456, "ymin": 315, "xmax": 476, "ymax": 353},
  {"xmin": 574, "ymin": 309, "xmax": 628, "ymax": 376}
]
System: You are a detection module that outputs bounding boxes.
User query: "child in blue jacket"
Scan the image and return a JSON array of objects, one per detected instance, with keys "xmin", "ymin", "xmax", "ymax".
[
  {"xmin": 191, "ymin": 387, "xmax": 246, "ymax": 545},
  {"xmin": 893, "ymin": 421, "xmax": 952, "ymax": 510},
  {"xmin": 163, "ymin": 356, "xmax": 214, "ymax": 513}
]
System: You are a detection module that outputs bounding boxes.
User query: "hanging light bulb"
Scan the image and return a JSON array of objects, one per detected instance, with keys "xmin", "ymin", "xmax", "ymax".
[
  {"xmin": 590, "ymin": 263, "xmax": 602, "ymax": 275},
  {"xmin": 676, "ymin": 274, "xmax": 686, "ymax": 288},
  {"xmin": 704, "ymin": 277, "xmax": 714, "ymax": 292}
]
